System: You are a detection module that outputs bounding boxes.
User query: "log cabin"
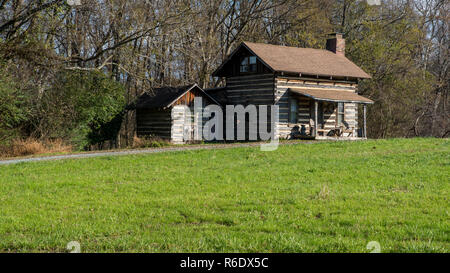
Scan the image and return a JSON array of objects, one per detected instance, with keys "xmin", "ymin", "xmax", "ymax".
[
  {"xmin": 135, "ymin": 34, "xmax": 373, "ymax": 143},
  {"xmin": 135, "ymin": 84, "xmax": 220, "ymax": 144},
  {"xmin": 211, "ymin": 33, "xmax": 374, "ymax": 141}
]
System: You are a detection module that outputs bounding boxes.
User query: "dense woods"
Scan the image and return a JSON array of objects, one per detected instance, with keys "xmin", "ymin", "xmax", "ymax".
[{"xmin": 0, "ymin": 0, "xmax": 448, "ymax": 154}]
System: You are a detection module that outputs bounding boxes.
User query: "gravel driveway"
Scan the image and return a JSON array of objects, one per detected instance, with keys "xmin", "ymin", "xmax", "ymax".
[{"xmin": 0, "ymin": 141, "xmax": 314, "ymax": 166}]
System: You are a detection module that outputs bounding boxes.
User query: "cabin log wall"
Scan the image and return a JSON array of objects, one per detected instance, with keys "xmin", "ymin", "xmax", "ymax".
[
  {"xmin": 171, "ymin": 106, "xmax": 188, "ymax": 144},
  {"xmin": 275, "ymin": 77, "xmax": 359, "ymax": 138},
  {"xmin": 226, "ymin": 74, "xmax": 275, "ymax": 105},
  {"xmin": 225, "ymin": 74, "xmax": 276, "ymax": 140},
  {"xmin": 136, "ymin": 109, "xmax": 172, "ymax": 139}
]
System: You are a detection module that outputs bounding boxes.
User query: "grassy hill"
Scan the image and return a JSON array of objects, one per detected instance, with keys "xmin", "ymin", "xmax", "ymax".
[{"xmin": 0, "ymin": 138, "xmax": 448, "ymax": 253}]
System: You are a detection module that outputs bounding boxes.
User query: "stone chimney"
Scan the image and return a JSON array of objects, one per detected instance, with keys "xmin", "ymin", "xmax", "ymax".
[{"xmin": 326, "ymin": 33, "xmax": 345, "ymax": 56}]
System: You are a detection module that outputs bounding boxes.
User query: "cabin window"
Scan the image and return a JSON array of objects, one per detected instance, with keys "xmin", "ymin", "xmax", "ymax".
[
  {"xmin": 240, "ymin": 56, "xmax": 257, "ymax": 73},
  {"xmin": 289, "ymin": 98, "xmax": 298, "ymax": 124},
  {"xmin": 337, "ymin": 102, "xmax": 345, "ymax": 125}
]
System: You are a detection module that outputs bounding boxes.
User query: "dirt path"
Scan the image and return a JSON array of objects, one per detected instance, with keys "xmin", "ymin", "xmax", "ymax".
[{"xmin": 0, "ymin": 141, "xmax": 315, "ymax": 166}]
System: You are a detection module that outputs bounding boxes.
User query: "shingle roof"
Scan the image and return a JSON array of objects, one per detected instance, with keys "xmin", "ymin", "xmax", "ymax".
[
  {"xmin": 135, "ymin": 85, "xmax": 192, "ymax": 109},
  {"xmin": 205, "ymin": 87, "xmax": 228, "ymax": 105},
  {"xmin": 214, "ymin": 42, "xmax": 371, "ymax": 79},
  {"xmin": 134, "ymin": 84, "xmax": 221, "ymax": 109},
  {"xmin": 290, "ymin": 88, "xmax": 374, "ymax": 104}
]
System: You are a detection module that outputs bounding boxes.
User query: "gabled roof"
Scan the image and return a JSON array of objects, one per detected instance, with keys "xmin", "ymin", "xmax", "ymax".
[
  {"xmin": 213, "ymin": 42, "xmax": 371, "ymax": 79},
  {"xmin": 290, "ymin": 88, "xmax": 374, "ymax": 104},
  {"xmin": 134, "ymin": 84, "xmax": 220, "ymax": 110}
]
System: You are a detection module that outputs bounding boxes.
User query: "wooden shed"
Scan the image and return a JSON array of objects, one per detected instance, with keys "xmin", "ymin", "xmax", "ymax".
[{"xmin": 135, "ymin": 84, "xmax": 220, "ymax": 144}]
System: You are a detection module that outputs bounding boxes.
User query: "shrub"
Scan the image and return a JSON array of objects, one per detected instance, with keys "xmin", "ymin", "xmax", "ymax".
[
  {"xmin": 0, "ymin": 138, "xmax": 72, "ymax": 158},
  {"xmin": 37, "ymin": 70, "xmax": 126, "ymax": 150},
  {"xmin": 0, "ymin": 65, "xmax": 29, "ymax": 144}
]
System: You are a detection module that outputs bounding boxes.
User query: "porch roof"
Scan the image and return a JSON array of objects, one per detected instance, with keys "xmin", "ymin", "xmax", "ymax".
[{"xmin": 289, "ymin": 88, "xmax": 374, "ymax": 104}]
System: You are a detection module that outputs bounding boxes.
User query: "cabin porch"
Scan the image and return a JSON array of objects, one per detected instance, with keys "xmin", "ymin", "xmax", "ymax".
[{"xmin": 287, "ymin": 88, "xmax": 374, "ymax": 140}]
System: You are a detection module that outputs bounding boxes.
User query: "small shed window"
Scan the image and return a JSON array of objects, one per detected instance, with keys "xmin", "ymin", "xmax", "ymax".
[
  {"xmin": 337, "ymin": 102, "xmax": 345, "ymax": 125},
  {"xmin": 289, "ymin": 98, "xmax": 298, "ymax": 124},
  {"xmin": 240, "ymin": 56, "xmax": 257, "ymax": 73}
]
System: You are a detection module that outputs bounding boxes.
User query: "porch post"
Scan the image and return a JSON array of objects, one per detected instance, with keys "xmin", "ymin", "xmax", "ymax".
[
  {"xmin": 363, "ymin": 104, "xmax": 367, "ymax": 138},
  {"xmin": 314, "ymin": 101, "xmax": 318, "ymax": 137}
]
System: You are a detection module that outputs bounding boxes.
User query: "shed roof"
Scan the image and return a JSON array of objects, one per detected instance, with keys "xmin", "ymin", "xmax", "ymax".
[
  {"xmin": 213, "ymin": 42, "xmax": 371, "ymax": 79},
  {"xmin": 290, "ymin": 88, "xmax": 374, "ymax": 104},
  {"xmin": 134, "ymin": 84, "xmax": 220, "ymax": 110},
  {"xmin": 205, "ymin": 87, "xmax": 228, "ymax": 105}
]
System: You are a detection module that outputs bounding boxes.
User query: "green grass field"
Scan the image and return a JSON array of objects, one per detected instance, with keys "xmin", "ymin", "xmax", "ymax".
[{"xmin": 0, "ymin": 138, "xmax": 448, "ymax": 253}]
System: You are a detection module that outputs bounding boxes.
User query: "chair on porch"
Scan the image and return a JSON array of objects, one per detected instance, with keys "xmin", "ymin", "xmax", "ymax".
[
  {"xmin": 309, "ymin": 120, "xmax": 327, "ymax": 137},
  {"xmin": 316, "ymin": 128, "xmax": 328, "ymax": 136},
  {"xmin": 338, "ymin": 126, "xmax": 354, "ymax": 137}
]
